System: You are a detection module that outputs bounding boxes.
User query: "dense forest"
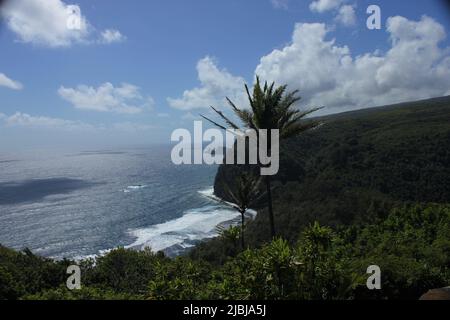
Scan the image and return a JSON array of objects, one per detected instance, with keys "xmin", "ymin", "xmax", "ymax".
[
  {"xmin": 212, "ymin": 95, "xmax": 450, "ymax": 246},
  {"xmin": 1, "ymin": 96, "xmax": 449, "ymax": 300}
]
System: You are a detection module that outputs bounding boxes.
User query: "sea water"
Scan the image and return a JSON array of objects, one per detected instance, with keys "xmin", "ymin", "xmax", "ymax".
[{"xmin": 0, "ymin": 146, "xmax": 252, "ymax": 259}]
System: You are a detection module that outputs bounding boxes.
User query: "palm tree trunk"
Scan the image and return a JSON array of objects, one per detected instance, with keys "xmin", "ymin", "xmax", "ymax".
[
  {"xmin": 265, "ymin": 175, "xmax": 276, "ymax": 238},
  {"xmin": 240, "ymin": 212, "xmax": 245, "ymax": 249}
]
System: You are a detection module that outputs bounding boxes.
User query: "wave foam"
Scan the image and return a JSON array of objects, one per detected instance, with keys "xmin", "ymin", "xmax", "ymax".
[
  {"xmin": 125, "ymin": 187, "xmax": 256, "ymax": 256},
  {"xmin": 125, "ymin": 205, "xmax": 239, "ymax": 254},
  {"xmin": 75, "ymin": 186, "xmax": 258, "ymax": 259},
  {"xmin": 123, "ymin": 185, "xmax": 147, "ymax": 193}
]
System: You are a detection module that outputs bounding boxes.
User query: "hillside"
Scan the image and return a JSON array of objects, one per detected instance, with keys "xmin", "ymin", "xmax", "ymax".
[{"xmin": 212, "ymin": 96, "xmax": 450, "ymax": 245}]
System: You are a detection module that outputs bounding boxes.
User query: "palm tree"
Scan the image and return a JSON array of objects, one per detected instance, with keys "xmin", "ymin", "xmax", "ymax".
[
  {"xmin": 221, "ymin": 173, "xmax": 262, "ymax": 249},
  {"xmin": 202, "ymin": 76, "xmax": 322, "ymax": 238}
]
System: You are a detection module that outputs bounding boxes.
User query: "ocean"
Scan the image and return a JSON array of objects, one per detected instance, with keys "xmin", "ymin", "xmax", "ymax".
[{"xmin": 0, "ymin": 146, "xmax": 252, "ymax": 259}]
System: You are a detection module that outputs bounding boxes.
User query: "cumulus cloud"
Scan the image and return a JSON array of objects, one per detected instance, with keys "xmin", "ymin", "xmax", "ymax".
[
  {"xmin": 255, "ymin": 16, "xmax": 450, "ymax": 113},
  {"xmin": 309, "ymin": 0, "xmax": 356, "ymax": 27},
  {"xmin": 309, "ymin": 0, "xmax": 344, "ymax": 13},
  {"xmin": 99, "ymin": 29, "xmax": 126, "ymax": 44},
  {"xmin": 335, "ymin": 5, "xmax": 356, "ymax": 26},
  {"xmin": 58, "ymin": 82, "xmax": 154, "ymax": 114},
  {"xmin": 1, "ymin": 0, "xmax": 124, "ymax": 47},
  {"xmin": 167, "ymin": 56, "xmax": 246, "ymax": 111},
  {"xmin": 1, "ymin": 0, "xmax": 89, "ymax": 47},
  {"xmin": 0, "ymin": 73, "xmax": 23, "ymax": 90}
]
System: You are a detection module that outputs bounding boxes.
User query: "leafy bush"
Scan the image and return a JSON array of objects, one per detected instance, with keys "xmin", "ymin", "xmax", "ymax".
[
  {"xmin": 2, "ymin": 204, "xmax": 449, "ymax": 300},
  {"xmin": 0, "ymin": 246, "xmax": 71, "ymax": 299}
]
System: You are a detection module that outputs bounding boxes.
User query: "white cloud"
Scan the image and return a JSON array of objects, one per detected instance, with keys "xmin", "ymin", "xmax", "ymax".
[
  {"xmin": 1, "ymin": 0, "xmax": 89, "ymax": 47},
  {"xmin": 271, "ymin": 0, "xmax": 289, "ymax": 10},
  {"xmin": 0, "ymin": 112, "xmax": 156, "ymax": 132},
  {"xmin": 167, "ymin": 56, "xmax": 246, "ymax": 111},
  {"xmin": 309, "ymin": 0, "xmax": 344, "ymax": 13},
  {"xmin": 58, "ymin": 82, "xmax": 154, "ymax": 114},
  {"xmin": 335, "ymin": 5, "xmax": 356, "ymax": 26},
  {"xmin": 309, "ymin": 0, "xmax": 356, "ymax": 27},
  {"xmin": 1, "ymin": 0, "xmax": 124, "ymax": 47},
  {"xmin": 255, "ymin": 16, "xmax": 450, "ymax": 113},
  {"xmin": 0, "ymin": 73, "xmax": 24, "ymax": 90},
  {"xmin": 1, "ymin": 112, "xmax": 95, "ymax": 131},
  {"xmin": 99, "ymin": 29, "xmax": 126, "ymax": 44}
]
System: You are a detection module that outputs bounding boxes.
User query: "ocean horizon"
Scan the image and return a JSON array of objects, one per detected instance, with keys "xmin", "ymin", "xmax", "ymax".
[{"xmin": 0, "ymin": 145, "xmax": 249, "ymax": 259}]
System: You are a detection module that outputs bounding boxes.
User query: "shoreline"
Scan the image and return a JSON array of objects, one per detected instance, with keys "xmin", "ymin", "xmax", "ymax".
[
  {"xmin": 73, "ymin": 187, "xmax": 257, "ymax": 261},
  {"xmin": 125, "ymin": 187, "xmax": 257, "ymax": 258}
]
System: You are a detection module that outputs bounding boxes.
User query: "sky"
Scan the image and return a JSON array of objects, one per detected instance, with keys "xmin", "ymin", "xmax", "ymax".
[{"xmin": 1, "ymin": 0, "xmax": 450, "ymax": 150}]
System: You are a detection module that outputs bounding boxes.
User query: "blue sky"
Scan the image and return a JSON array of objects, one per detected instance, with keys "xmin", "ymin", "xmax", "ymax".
[{"xmin": 1, "ymin": 0, "xmax": 450, "ymax": 150}]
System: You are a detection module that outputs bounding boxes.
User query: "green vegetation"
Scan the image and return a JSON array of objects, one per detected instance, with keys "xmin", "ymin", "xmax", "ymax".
[
  {"xmin": 1, "ymin": 95, "xmax": 449, "ymax": 300},
  {"xmin": 213, "ymin": 96, "xmax": 450, "ymax": 246},
  {"xmin": 219, "ymin": 173, "xmax": 263, "ymax": 249},
  {"xmin": 1, "ymin": 204, "xmax": 449, "ymax": 300}
]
